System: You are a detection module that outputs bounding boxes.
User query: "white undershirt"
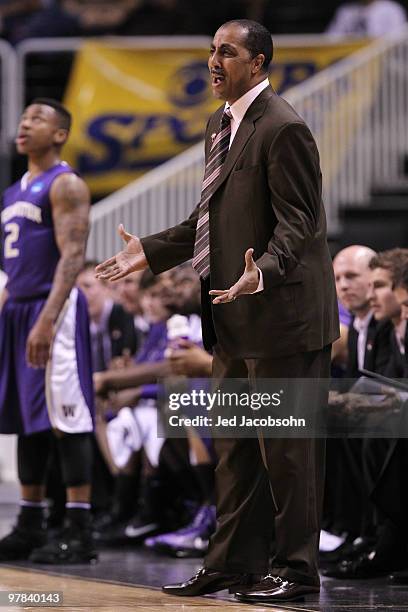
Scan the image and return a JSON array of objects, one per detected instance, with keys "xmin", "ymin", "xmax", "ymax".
[
  {"xmin": 394, "ymin": 319, "xmax": 407, "ymax": 355},
  {"xmin": 226, "ymin": 78, "xmax": 270, "ymax": 146},
  {"xmin": 353, "ymin": 311, "xmax": 373, "ymax": 371}
]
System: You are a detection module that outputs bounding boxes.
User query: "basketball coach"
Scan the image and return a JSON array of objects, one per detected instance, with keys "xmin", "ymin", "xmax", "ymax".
[{"xmin": 96, "ymin": 19, "xmax": 339, "ymax": 604}]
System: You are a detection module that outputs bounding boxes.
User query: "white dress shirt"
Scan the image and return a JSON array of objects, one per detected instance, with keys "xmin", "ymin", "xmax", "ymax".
[
  {"xmin": 394, "ymin": 319, "xmax": 406, "ymax": 355},
  {"xmin": 225, "ymin": 78, "xmax": 270, "ymax": 293},
  {"xmin": 353, "ymin": 311, "xmax": 373, "ymax": 371}
]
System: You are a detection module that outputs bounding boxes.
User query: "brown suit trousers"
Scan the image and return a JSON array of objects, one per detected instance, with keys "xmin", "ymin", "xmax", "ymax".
[{"xmin": 205, "ymin": 345, "xmax": 331, "ymax": 586}]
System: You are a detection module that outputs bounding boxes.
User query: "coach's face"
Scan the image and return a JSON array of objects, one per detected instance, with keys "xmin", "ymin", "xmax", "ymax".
[{"xmin": 208, "ymin": 23, "xmax": 265, "ymax": 105}]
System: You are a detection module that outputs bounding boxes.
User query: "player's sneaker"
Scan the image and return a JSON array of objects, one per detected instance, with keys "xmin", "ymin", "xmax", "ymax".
[
  {"xmin": 0, "ymin": 523, "xmax": 47, "ymax": 561},
  {"xmin": 124, "ymin": 512, "xmax": 160, "ymax": 540},
  {"xmin": 144, "ymin": 504, "xmax": 216, "ymax": 558},
  {"xmin": 91, "ymin": 511, "xmax": 131, "ymax": 546},
  {"xmin": 29, "ymin": 519, "xmax": 98, "ymax": 564}
]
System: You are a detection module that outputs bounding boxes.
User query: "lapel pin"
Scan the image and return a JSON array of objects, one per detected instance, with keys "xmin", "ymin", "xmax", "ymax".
[{"xmin": 211, "ymin": 132, "xmax": 217, "ymax": 142}]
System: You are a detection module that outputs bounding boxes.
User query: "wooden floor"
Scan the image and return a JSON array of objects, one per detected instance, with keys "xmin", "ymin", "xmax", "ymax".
[
  {"xmin": 2, "ymin": 503, "xmax": 408, "ymax": 612},
  {"xmin": 0, "ymin": 566, "xmax": 298, "ymax": 612}
]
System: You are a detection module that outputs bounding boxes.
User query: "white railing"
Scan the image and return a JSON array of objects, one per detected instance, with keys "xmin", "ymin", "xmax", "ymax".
[
  {"xmin": 284, "ymin": 25, "xmax": 408, "ymax": 231},
  {"xmin": 0, "ymin": 39, "xmax": 17, "ymax": 147},
  {"xmin": 0, "ymin": 40, "xmax": 17, "ymax": 191},
  {"xmin": 88, "ymin": 141, "xmax": 205, "ymax": 261},
  {"xmin": 81, "ymin": 28, "xmax": 406, "ymax": 257}
]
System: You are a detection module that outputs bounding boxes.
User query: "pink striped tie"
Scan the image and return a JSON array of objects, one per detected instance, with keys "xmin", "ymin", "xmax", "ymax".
[{"xmin": 192, "ymin": 109, "xmax": 232, "ymax": 279}]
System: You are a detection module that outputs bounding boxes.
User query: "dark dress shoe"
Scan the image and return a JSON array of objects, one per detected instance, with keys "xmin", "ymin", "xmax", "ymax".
[
  {"xmin": 235, "ymin": 575, "xmax": 320, "ymax": 603},
  {"xmin": 320, "ymin": 536, "xmax": 376, "ymax": 564},
  {"xmin": 162, "ymin": 567, "xmax": 255, "ymax": 596},
  {"xmin": 322, "ymin": 551, "xmax": 406, "ymax": 579}
]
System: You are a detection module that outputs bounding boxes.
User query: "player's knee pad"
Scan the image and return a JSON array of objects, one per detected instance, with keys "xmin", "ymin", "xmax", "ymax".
[
  {"xmin": 57, "ymin": 432, "xmax": 93, "ymax": 487},
  {"xmin": 17, "ymin": 430, "xmax": 53, "ymax": 485}
]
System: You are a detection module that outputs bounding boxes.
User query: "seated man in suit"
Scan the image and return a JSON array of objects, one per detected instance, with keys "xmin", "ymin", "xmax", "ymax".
[
  {"xmin": 333, "ymin": 245, "xmax": 376, "ymax": 378},
  {"xmin": 394, "ymin": 266, "xmax": 408, "ymax": 323},
  {"xmin": 378, "ymin": 262, "xmax": 408, "ymax": 584},
  {"xmin": 324, "ymin": 245, "xmax": 391, "ymax": 563},
  {"xmin": 368, "ymin": 250, "xmax": 408, "ymax": 379},
  {"xmin": 362, "ymin": 251, "xmax": 408, "ymax": 579},
  {"xmin": 326, "ymin": 249, "xmax": 408, "ymax": 578}
]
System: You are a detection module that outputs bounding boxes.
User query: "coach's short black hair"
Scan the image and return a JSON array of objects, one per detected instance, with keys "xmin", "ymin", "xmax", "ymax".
[
  {"xmin": 223, "ymin": 19, "xmax": 273, "ymax": 73},
  {"xmin": 31, "ymin": 98, "xmax": 72, "ymax": 132}
]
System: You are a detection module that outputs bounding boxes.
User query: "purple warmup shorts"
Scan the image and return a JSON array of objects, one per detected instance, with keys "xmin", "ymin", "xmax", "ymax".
[{"xmin": 0, "ymin": 288, "xmax": 94, "ymax": 435}]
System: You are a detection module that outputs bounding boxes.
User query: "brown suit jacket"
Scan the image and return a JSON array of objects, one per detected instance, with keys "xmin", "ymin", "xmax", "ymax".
[{"xmin": 142, "ymin": 85, "xmax": 339, "ymax": 358}]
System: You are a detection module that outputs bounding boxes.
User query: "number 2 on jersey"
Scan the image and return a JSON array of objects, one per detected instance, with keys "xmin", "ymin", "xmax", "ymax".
[{"xmin": 4, "ymin": 222, "xmax": 20, "ymax": 258}]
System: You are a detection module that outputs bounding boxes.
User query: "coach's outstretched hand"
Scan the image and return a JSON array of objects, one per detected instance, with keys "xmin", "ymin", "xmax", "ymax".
[
  {"xmin": 210, "ymin": 248, "xmax": 260, "ymax": 304},
  {"xmin": 95, "ymin": 224, "xmax": 148, "ymax": 281}
]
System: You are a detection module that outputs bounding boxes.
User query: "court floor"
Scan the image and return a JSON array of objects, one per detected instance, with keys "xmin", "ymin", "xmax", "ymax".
[{"xmin": 1, "ymin": 503, "xmax": 408, "ymax": 611}]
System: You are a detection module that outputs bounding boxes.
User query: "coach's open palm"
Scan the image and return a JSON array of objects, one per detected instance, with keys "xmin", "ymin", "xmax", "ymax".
[
  {"xmin": 210, "ymin": 248, "xmax": 260, "ymax": 304},
  {"xmin": 95, "ymin": 224, "xmax": 148, "ymax": 281}
]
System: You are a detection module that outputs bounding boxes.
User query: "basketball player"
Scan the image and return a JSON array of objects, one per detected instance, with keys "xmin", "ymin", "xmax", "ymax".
[{"xmin": 0, "ymin": 99, "xmax": 96, "ymax": 564}]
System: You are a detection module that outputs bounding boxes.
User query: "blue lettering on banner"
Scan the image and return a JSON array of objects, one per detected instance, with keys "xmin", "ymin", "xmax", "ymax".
[
  {"xmin": 79, "ymin": 114, "xmax": 135, "ymax": 173},
  {"xmin": 270, "ymin": 62, "xmax": 316, "ymax": 93},
  {"xmin": 78, "ymin": 113, "xmax": 206, "ymax": 175},
  {"xmin": 168, "ymin": 61, "xmax": 211, "ymax": 107}
]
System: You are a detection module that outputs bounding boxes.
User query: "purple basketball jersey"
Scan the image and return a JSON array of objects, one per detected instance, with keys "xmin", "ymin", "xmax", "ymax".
[{"xmin": 1, "ymin": 162, "xmax": 74, "ymax": 299}]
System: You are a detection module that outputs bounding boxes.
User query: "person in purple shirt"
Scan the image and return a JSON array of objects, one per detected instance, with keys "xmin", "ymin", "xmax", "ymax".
[
  {"xmin": 94, "ymin": 270, "xmax": 216, "ymax": 548},
  {"xmin": 0, "ymin": 98, "xmax": 96, "ymax": 564}
]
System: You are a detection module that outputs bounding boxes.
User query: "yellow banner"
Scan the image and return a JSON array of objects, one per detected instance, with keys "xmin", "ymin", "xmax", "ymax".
[
  {"xmin": 270, "ymin": 40, "xmax": 367, "ymax": 92},
  {"xmin": 63, "ymin": 40, "xmax": 368, "ymax": 195}
]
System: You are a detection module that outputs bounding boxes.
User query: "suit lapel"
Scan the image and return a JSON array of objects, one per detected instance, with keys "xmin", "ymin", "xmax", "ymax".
[
  {"xmin": 207, "ymin": 85, "xmax": 275, "ymax": 197},
  {"xmin": 348, "ymin": 321, "xmax": 358, "ymax": 372}
]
